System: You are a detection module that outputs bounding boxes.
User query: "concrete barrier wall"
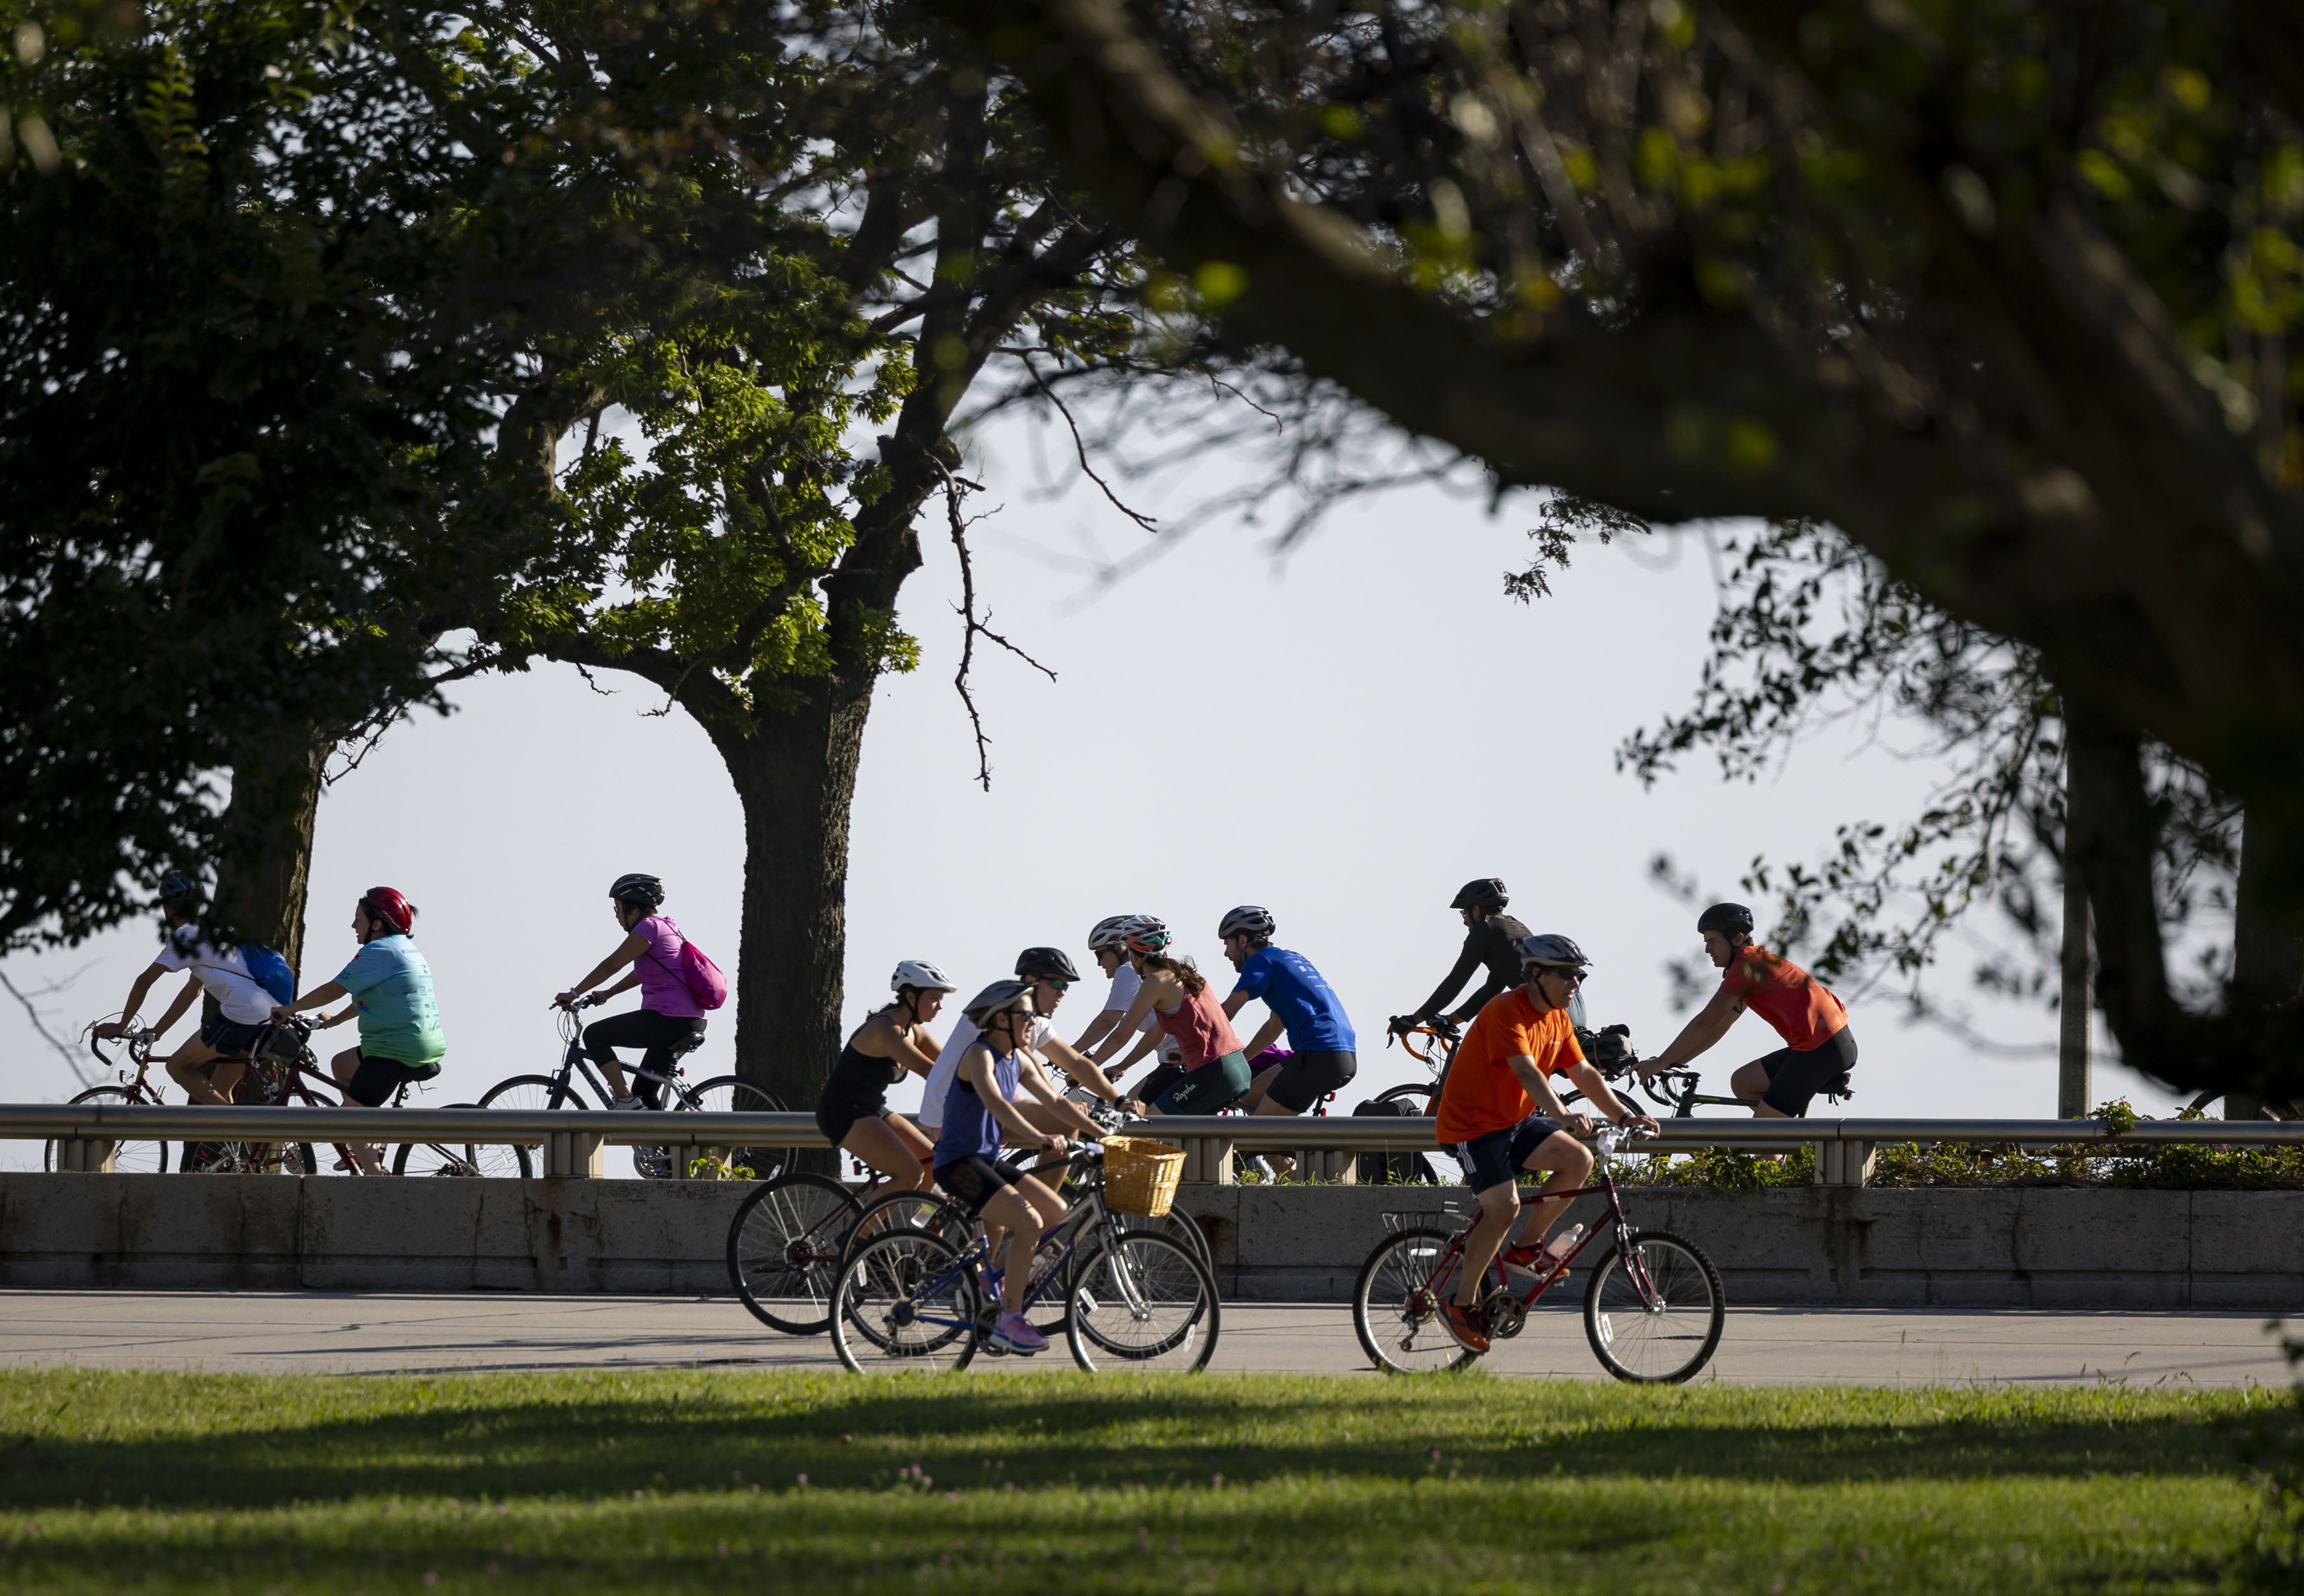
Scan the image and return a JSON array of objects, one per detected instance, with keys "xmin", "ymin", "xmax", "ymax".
[{"xmin": 5, "ymin": 1174, "xmax": 2300, "ymax": 1308}]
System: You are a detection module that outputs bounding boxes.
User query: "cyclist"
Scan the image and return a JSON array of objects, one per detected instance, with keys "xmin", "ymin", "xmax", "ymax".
[
  {"xmin": 818, "ymin": 960, "xmax": 956, "ymax": 1193},
  {"xmin": 554, "ymin": 874, "xmax": 708, "ymax": 1110},
  {"xmin": 270, "ymin": 887, "xmax": 445, "ymax": 1174},
  {"xmin": 1390, "ymin": 878, "xmax": 1533, "ymax": 1039},
  {"xmin": 933, "ymin": 978, "xmax": 1105, "ymax": 1355},
  {"xmin": 1093, "ymin": 919, "xmax": 1253, "ymax": 1114},
  {"xmin": 918, "ymin": 948, "xmax": 1142, "ymax": 1137},
  {"xmin": 1436, "ymin": 934, "xmax": 1658, "ymax": 1354},
  {"xmin": 1073, "ymin": 913, "xmax": 1188, "ymax": 1097},
  {"xmin": 1642, "ymin": 903, "xmax": 1856, "ymax": 1118},
  {"xmin": 93, "ymin": 871, "xmax": 273, "ymax": 1107},
  {"xmin": 1217, "ymin": 906, "xmax": 1356, "ymax": 1165}
]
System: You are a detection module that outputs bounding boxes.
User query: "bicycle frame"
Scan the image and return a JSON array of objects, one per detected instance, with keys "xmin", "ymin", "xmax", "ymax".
[{"xmin": 542, "ymin": 1004, "xmax": 699, "ymax": 1111}]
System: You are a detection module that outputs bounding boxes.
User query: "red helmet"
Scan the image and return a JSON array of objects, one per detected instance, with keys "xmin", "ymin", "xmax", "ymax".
[{"xmin": 361, "ymin": 887, "xmax": 416, "ymax": 935}]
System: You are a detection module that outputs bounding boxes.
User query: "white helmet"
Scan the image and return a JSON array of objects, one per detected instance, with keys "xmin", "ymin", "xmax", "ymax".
[
  {"xmin": 891, "ymin": 959, "xmax": 958, "ymax": 993},
  {"xmin": 1087, "ymin": 915, "xmax": 1140, "ymax": 953}
]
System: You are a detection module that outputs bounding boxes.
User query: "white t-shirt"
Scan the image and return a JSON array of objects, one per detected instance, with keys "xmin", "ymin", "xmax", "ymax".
[
  {"xmin": 918, "ymin": 1013, "xmax": 1054, "ymax": 1129},
  {"xmin": 1098, "ymin": 962, "xmax": 1171, "ymax": 1044},
  {"xmin": 152, "ymin": 930, "xmax": 276, "ymax": 1025}
]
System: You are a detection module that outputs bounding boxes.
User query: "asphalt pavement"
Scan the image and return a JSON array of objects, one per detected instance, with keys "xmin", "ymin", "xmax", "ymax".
[{"xmin": 0, "ymin": 1290, "xmax": 2290, "ymax": 1385}]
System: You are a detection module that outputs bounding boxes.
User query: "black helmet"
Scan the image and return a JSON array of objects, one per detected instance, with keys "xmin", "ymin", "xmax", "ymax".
[
  {"xmin": 610, "ymin": 873, "xmax": 666, "ymax": 909},
  {"xmin": 1696, "ymin": 903, "xmax": 1756, "ymax": 938},
  {"xmin": 158, "ymin": 870, "xmax": 200, "ymax": 901},
  {"xmin": 1218, "ymin": 905, "xmax": 1276, "ymax": 943},
  {"xmin": 1450, "ymin": 878, "xmax": 1509, "ymax": 912},
  {"xmin": 962, "ymin": 978, "xmax": 1037, "ymax": 1029},
  {"xmin": 1015, "ymin": 946, "xmax": 1080, "ymax": 982},
  {"xmin": 1516, "ymin": 933, "xmax": 1592, "ymax": 969}
]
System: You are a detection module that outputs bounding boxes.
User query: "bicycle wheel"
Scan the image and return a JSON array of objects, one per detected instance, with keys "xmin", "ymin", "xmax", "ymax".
[
  {"xmin": 831, "ymin": 1228, "xmax": 981, "ymax": 1373},
  {"xmin": 392, "ymin": 1106, "xmax": 505, "ymax": 1177},
  {"xmin": 1582, "ymin": 1229, "xmax": 1726, "ymax": 1384},
  {"xmin": 1115, "ymin": 1207, "xmax": 1215, "ymax": 1280},
  {"xmin": 1065, "ymin": 1230, "xmax": 1219, "ymax": 1373},
  {"xmin": 41, "ymin": 1086, "xmax": 168, "ymax": 1174},
  {"xmin": 1367, "ymin": 1085, "xmax": 1462, "ymax": 1186},
  {"xmin": 1353, "ymin": 1226, "xmax": 1477, "ymax": 1374},
  {"xmin": 677, "ymin": 1075, "xmax": 787, "ymax": 1181},
  {"xmin": 478, "ymin": 1074, "xmax": 582, "ymax": 1178},
  {"xmin": 728, "ymin": 1173, "xmax": 861, "ymax": 1335}
]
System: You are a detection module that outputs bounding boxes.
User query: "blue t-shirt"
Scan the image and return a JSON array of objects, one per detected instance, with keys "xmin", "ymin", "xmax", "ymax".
[
  {"xmin": 333, "ymin": 934, "xmax": 447, "ymax": 1065},
  {"xmin": 1231, "ymin": 947, "xmax": 1355, "ymax": 1053},
  {"xmin": 933, "ymin": 1044, "xmax": 1021, "ymax": 1166}
]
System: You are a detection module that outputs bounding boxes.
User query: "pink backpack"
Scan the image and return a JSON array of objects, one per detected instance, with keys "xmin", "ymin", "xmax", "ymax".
[{"xmin": 648, "ymin": 919, "xmax": 729, "ymax": 1011}]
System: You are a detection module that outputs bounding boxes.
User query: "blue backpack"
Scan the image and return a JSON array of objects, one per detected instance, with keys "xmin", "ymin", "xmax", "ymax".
[{"xmin": 241, "ymin": 945, "xmax": 297, "ymax": 1006}]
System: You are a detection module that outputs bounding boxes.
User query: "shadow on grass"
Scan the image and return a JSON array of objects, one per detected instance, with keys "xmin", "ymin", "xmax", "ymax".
[{"xmin": 0, "ymin": 1371, "xmax": 2273, "ymax": 1511}]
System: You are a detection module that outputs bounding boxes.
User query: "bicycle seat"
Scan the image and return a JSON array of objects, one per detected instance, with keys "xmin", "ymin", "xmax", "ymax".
[
  {"xmin": 406, "ymin": 1060, "xmax": 443, "ymax": 1083},
  {"xmin": 669, "ymin": 1029, "xmax": 709, "ymax": 1058}
]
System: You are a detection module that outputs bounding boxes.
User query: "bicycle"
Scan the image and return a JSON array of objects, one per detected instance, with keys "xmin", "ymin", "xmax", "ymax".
[
  {"xmin": 1365, "ymin": 1018, "xmax": 1462, "ymax": 1184},
  {"xmin": 1352, "ymin": 1125, "xmax": 1724, "ymax": 1382},
  {"xmin": 1570, "ymin": 1022, "xmax": 1850, "ymax": 1119},
  {"xmin": 725, "ymin": 1151, "xmax": 941, "ymax": 1334},
  {"xmin": 223, "ymin": 1017, "xmax": 501, "ymax": 1177},
  {"xmin": 480, "ymin": 996, "xmax": 785, "ymax": 1179},
  {"xmin": 830, "ymin": 1144, "xmax": 1219, "ymax": 1373},
  {"xmin": 45, "ymin": 1025, "xmax": 175, "ymax": 1173}
]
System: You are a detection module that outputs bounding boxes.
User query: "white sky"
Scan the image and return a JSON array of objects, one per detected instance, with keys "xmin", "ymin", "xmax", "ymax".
[{"xmin": 0, "ymin": 408, "xmax": 2189, "ymax": 1172}]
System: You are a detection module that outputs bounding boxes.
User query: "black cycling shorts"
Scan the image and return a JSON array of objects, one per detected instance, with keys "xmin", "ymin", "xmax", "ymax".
[
  {"xmin": 199, "ymin": 1015, "xmax": 267, "ymax": 1058},
  {"xmin": 814, "ymin": 1100, "xmax": 889, "ymax": 1148},
  {"xmin": 1757, "ymin": 1027, "xmax": 1859, "ymax": 1117},
  {"xmin": 1453, "ymin": 1114, "xmax": 1567, "ymax": 1195},
  {"xmin": 1261, "ymin": 1050, "xmax": 1357, "ymax": 1113},
  {"xmin": 1152, "ymin": 1051, "xmax": 1253, "ymax": 1115},
  {"xmin": 1135, "ymin": 1058, "xmax": 1188, "ymax": 1107},
  {"xmin": 935, "ymin": 1154, "xmax": 1027, "ymax": 1216},
  {"xmin": 346, "ymin": 1052, "xmax": 439, "ymax": 1108}
]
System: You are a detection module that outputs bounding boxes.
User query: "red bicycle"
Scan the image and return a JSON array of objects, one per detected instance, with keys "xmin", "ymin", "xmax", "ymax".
[{"xmin": 1351, "ymin": 1126, "xmax": 1724, "ymax": 1382}]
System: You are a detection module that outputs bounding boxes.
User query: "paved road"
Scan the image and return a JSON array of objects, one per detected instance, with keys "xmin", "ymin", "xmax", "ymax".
[{"xmin": 0, "ymin": 1291, "xmax": 2290, "ymax": 1384}]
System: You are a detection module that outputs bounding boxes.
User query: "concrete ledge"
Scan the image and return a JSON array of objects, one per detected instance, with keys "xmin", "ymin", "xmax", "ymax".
[{"xmin": 5, "ymin": 1174, "xmax": 2300, "ymax": 1308}]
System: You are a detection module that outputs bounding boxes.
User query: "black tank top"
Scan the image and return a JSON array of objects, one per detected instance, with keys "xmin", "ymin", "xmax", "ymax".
[{"xmin": 819, "ymin": 1037, "xmax": 903, "ymax": 1111}]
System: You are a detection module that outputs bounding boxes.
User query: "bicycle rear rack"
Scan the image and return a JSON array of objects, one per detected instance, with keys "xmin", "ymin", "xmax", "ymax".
[{"xmin": 1381, "ymin": 1204, "xmax": 1461, "ymax": 1233}]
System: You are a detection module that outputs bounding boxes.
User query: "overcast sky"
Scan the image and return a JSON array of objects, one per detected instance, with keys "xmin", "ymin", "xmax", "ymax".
[{"xmin": 0, "ymin": 406, "xmax": 2186, "ymax": 1172}]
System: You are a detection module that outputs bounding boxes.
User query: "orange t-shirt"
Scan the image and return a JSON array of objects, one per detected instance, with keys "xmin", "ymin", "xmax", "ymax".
[
  {"xmin": 1721, "ymin": 947, "xmax": 1847, "ymax": 1051},
  {"xmin": 1435, "ymin": 987, "xmax": 1584, "ymax": 1144}
]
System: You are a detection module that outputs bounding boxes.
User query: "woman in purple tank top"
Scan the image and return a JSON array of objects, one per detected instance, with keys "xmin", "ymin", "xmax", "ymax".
[{"xmin": 1089, "ymin": 918, "xmax": 1254, "ymax": 1115}]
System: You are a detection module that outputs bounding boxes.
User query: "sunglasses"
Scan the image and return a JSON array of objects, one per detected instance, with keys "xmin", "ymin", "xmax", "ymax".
[
  {"xmin": 1533, "ymin": 966, "xmax": 1586, "ymax": 985},
  {"xmin": 1037, "ymin": 976, "xmax": 1072, "ymax": 992}
]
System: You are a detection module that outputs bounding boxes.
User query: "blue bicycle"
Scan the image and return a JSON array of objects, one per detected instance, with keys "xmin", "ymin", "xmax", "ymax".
[{"xmin": 828, "ymin": 1144, "xmax": 1220, "ymax": 1373}]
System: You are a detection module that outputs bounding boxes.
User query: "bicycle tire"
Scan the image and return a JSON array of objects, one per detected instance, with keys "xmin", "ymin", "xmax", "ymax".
[
  {"xmin": 831, "ymin": 1228, "xmax": 981, "ymax": 1373},
  {"xmin": 477, "ymin": 1073, "xmax": 585, "ymax": 1178},
  {"xmin": 391, "ymin": 1105, "xmax": 500, "ymax": 1177},
  {"xmin": 840, "ymin": 1188, "xmax": 968, "ymax": 1258},
  {"xmin": 1065, "ymin": 1230, "xmax": 1219, "ymax": 1373},
  {"xmin": 41, "ymin": 1086, "xmax": 168, "ymax": 1174},
  {"xmin": 676, "ymin": 1074, "xmax": 786, "ymax": 1181},
  {"xmin": 1115, "ymin": 1207, "xmax": 1215, "ymax": 1282},
  {"xmin": 1582, "ymin": 1228, "xmax": 1725, "ymax": 1384},
  {"xmin": 727, "ymin": 1172, "xmax": 861, "ymax": 1334},
  {"xmin": 1353, "ymin": 1226, "xmax": 1477, "ymax": 1375}
]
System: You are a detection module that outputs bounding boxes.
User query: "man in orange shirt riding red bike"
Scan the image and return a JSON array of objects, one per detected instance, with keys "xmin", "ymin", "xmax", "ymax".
[{"xmin": 1434, "ymin": 933, "xmax": 1658, "ymax": 1353}]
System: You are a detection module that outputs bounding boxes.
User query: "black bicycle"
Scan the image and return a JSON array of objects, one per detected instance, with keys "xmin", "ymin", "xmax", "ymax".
[{"xmin": 481, "ymin": 996, "xmax": 785, "ymax": 1178}]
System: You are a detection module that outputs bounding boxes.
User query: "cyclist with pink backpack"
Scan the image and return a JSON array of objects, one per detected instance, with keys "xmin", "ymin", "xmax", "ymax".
[{"xmin": 553, "ymin": 873, "xmax": 728, "ymax": 1109}]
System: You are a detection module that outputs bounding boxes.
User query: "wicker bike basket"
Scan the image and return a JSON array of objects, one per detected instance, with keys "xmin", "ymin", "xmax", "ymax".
[{"xmin": 1100, "ymin": 1136, "xmax": 1186, "ymax": 1218}]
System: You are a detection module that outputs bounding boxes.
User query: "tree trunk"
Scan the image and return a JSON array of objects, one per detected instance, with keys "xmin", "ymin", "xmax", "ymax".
[
  {"xmin": 700, "ymin": 674, "xmax": 874, "ymax": 1113},
  {"xmin": 2228, "ymin": 803, "xmax": 2304, "ymax": 1118},
  {"xmin": 211, "ymin": 721, "xmax": 333, "ymax": 976}
]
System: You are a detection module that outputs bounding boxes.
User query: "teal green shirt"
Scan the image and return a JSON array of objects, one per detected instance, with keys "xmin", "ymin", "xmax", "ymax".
[{"xmin": 334, "ymin": 934, "xmax": 447, "ymax": 1065}]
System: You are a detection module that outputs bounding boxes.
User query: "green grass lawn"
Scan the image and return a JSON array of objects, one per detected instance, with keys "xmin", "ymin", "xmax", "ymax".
[{"xmin": 0, "ymin": 1368, "xmax": 2293, "ymax": 1593}]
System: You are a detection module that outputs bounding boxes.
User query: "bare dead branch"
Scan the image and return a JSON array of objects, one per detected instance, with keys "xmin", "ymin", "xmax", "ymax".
[{"xmin": 938, "ymin": 461, "xmax": 1058, "ymax": 789}]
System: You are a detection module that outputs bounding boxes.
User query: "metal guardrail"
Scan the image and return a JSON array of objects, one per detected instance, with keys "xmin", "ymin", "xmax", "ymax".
[{"xmin": 7, "ymin": 1104, "xmax": 2299, "ymax": 1184}]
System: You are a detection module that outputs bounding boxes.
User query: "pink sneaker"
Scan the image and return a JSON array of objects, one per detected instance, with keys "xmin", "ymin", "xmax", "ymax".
[{"xmin": 989, "ymin": 1312, "xmax": 1047, "ymax": 1355}]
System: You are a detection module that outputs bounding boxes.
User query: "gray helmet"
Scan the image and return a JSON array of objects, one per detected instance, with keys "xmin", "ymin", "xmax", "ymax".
[
  {"xmin": 1697, "ymin": 902, "xmax": 1756, "ymax": 938},
  {"xmin": 1218, "ymin": 905, "xmax": 1275, "ymax": 943},
  {"xmin": 962, "ymin": 978, "xmax": 1037, "ymax": 1029},
  {"xmin": 610, "ymin": 873, "xmax": 666, "ymax": 909},
  {"xmin": 1087, "ymin": 915, "xmax": 1140, "ymax": 953},
  {"xmin": 1015, "ymin": 946, "xmax": 1080, "ymax": 982},
  {"xmin": 1516, "ymin": 933, "xmax": 1592, "ymax": 969},
  {"xmin": 1451, "ymin": 877, "xmax": 1509, "ymax": 912}
]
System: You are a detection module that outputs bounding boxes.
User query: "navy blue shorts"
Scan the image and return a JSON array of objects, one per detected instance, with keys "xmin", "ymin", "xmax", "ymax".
[
  {"xmin": 199, "ymin": 1014, "xmax": 267, "ymax": 1058},
  {"xmin": 1452, "ymin": 1114, "xmax": 1567, "ymax": 1195}
]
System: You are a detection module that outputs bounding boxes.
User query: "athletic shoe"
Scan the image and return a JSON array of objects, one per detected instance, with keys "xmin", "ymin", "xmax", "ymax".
[
  {"xmin": 1440, "ymin": 1298, "xmax": 1490, "ymax": 1354},
  {"xmin": 610, "ymin": 1095, "xmax": 644, "ymax": 1111},
  {"xmin": 988, "ymin": 1312, "xmax": 1047, "ymax": 1355}
]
